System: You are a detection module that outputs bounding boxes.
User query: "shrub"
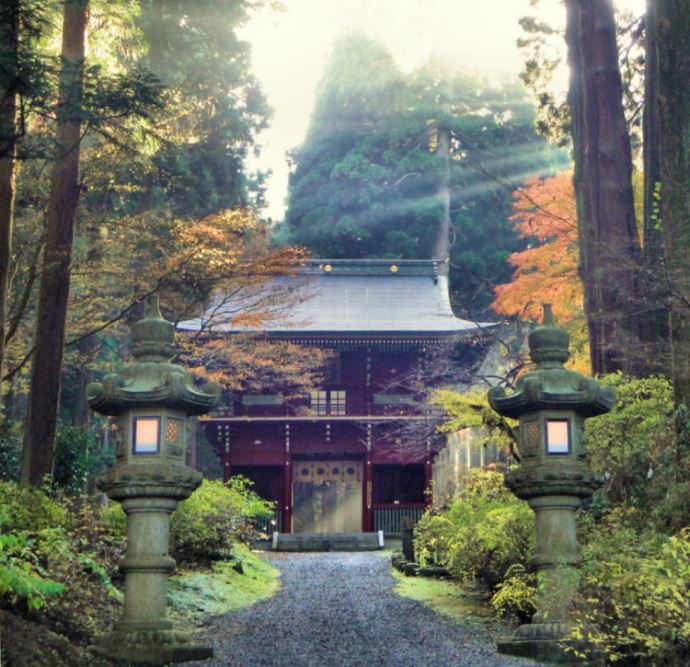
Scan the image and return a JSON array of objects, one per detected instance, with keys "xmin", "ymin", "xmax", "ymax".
[
  {"xmin": 170, "ymin": 477, "xmax": 273, "ymax": 564},
  {"xmin": 99, "ymin": 501, "xmax": 127, "ymax": 538},
  {"xmin": 0, "ymin": 483, "xmax": 67, "ymax": 611},
  {"xmin": 0, "ymin": 427, "xmax": 21, "ymax": 482},
  {"xmin": 585, "ymin": 375, "xmax": 675, "ymax": 514},
  {"xmin": 490, "ymin": 563, "xmax": 537, "ymax": 623},
  {"xmin": 414, "ymin": 470, "xmax": 534, "ymax": 591},
  {"xmin": 565, "ymin": 512, "xmax": 690, "ymax": 665},
  {"xmin": 0, "ymin": 483, "xmax": 123, "ymax": 641},
  {"xmin": 0, "ymin": 481, "xmax": 70, "ymax": 532},
  {"xmin": 412, "ymin": 512, "xmax": 456, "ymax": 566},
  {"xmin": 0, "ymin": 530, "xmax": 65, "ymax": 610},
  {"xmin": 34, "ymin": 523, "xmax": 122, "ymax": 643},
  {"xmin": 53, "ymin": 427, "xmax": 94, "ymax": 494}
]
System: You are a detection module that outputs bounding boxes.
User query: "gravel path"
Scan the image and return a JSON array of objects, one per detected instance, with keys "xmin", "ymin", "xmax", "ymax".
[{"xmin": 182, "ymin": 552, "xmax": 544, "ymax": 667}]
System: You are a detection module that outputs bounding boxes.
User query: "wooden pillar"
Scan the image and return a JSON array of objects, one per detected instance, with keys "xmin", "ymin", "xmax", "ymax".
[
  {"xmin": 221, "ymin": 425, "xmax": 231, "ymax": 483},
  {"xmin": 424, "ymin": 437, "xmax": 433, "ymax": 509},
  {"xmin": 283, "ymin": 424, "xmax": 292, "ymax": 533},
  {"xmin": 365, "ymin": 348, "xmax": 372, "ymax": 415},
  {"xmin": 363, "ymin": 422, "xmax": 373, "ymax": 532}
]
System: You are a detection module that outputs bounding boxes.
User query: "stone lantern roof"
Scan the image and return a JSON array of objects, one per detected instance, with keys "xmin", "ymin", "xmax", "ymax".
[
  {"xmin": 488, "ymin": 305, "xmax": 616, "ymax": 419},
  {"xmin": 87, "ymin": 298, "xmax": 220, "ymax": 416}
]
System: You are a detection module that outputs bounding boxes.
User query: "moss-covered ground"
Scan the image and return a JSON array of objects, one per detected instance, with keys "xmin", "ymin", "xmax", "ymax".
[
  {"xmin": 391, "ymin": 568, "xmax": 494, "ymax": 624},
  {"xmin": 168, "ymin": 543, "xmax": 280, "ymax": 628}
]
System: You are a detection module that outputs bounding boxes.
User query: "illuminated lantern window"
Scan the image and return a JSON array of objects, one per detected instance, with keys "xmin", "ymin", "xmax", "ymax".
[
  {"xmin": 545, "ymin": 419, "xmax": 571, "ymax": 455},
  {"xmin": 133, "ymin": 417, "xmax": 160, "ymax": 455}
]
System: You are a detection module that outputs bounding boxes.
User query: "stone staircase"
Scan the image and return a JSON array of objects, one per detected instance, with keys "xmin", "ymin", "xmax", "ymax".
[{"xmin": 272, "ymin": 531, "xmax": 385, "ymax": 552}]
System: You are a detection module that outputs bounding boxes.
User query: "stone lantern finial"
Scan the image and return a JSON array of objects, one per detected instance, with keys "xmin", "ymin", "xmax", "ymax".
[
  {"xmin": 528, "ymin": 303, "xmax": 570, "ymax": 367},
  {"xmin": 131, "ymin": 296, "xmax": 176, "ymax": 362}
]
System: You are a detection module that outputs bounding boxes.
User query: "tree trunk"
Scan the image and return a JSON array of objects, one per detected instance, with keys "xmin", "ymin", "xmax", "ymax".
[
  {"xmin": 644, "ymin": 0, "xmax": 663, "ymax": 266},
  {"xmin": 639, "ymin": 0, "xmax": 670, "ymax": 373},
  {"xmin": 433, "ymin": 126, "xmax": 451, "ymax": 277},
  {"xmin": 564, "ymin": 0, "xmax": 642, "ymax": 375},
  {"xmin": 656, "ymin": 0, "xmax": 690, "ymax": 407},
  {"xmin": 21, "ymin": 0, "xmax": 88, "ymax": 486},
  {"xmin": 0, "ymin": 0, "xmax": 19, "ymax": 407}
]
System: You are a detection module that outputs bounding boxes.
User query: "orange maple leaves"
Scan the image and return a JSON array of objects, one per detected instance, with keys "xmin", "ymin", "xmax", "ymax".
[
  {"xmin": 493, "ymin": 171, "xmax": 582, "ymax": 323},
  {"xmin": 492, "ymin": 171, "xmax": 589, "ymax": 371}
]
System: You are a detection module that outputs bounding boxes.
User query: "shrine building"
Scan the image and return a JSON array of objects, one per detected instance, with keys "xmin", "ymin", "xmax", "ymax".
[{"xmin": 180, "ymin": 259, "xmax": 489, "ymax": 535}]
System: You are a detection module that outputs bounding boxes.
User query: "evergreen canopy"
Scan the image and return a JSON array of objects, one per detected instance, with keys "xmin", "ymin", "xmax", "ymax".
[{"xmin": 282, "ymin": 33, "xmax": 567, "ymax": 314}]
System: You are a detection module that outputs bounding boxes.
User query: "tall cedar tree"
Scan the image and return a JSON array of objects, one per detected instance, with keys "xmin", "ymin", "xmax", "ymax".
[
  {"xmin": 22, "ymin": 0, "xmax": 88, "ymax": 486},
  {"xmin": 640, "ymin": 0, "xmax": 668, "ymax": 370},
  {"xmin": 0, "ymin": 0, "xmax": 19, "ymax": 401},
  {"xmin": 655, "ymin": 0, "xmax": 690, "ymax": 407},
  {"xmin": 564, "ymin": 0, "xmax": 641, "ymax": 375}
]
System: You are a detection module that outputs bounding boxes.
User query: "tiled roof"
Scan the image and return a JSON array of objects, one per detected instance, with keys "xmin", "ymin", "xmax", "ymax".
[{"xmin": 178, "ymin": 259, "xmax": 493, "ymax": 336}]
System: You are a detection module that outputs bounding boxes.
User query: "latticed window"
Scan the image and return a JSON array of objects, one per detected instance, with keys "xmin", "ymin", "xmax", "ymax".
[
  {"xmin": 310, "ymin": 390, "xmax": 328, "ymax": 416},
  {"xmin": 330, "ymin": 390, "xmax": 346, "ymax": 415},
  {"xmin": 309, "ymin": 390, "xmax": 346, "ymax": 416}
]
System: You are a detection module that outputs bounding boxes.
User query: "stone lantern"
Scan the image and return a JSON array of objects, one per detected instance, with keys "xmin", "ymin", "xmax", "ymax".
[
  {"xmin": 87, "ymin": 297, "xmax": 220, "ymax": 665},
  {"xmin": 488, "ymin": 305, "xmax": 615, "ymax": 661}
]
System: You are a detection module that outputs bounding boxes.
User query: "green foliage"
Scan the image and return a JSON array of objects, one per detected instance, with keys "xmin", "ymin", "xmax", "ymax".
[
  {"xmin": 414, "ymin": 470, "xmax": 534, "ymax": 590},
  {"xmin": 136, "ymin": 0, "xmax": 272, "ymax": 216},
  {"xmin": 0, "ymin": 481, "xmax": 70, "ymax": 531},
  {"xmin": 4, "ymin": 0, "xmax": 277, "ymax": 460},
  {"xmin": 0, "ymin": 530, "xmax": 65, "ymax": 610},
  {"xmin": 53, "ymin": 426, "xmax": 113, "ymax": 494},
  {"xmin": 584, "ymin": 374, "xmax": 690, "ymax": 531},
  {"xmin": 0, "ymin": 482, "xmax": 123, "ymax": 641},
  {"xmin": 432, "ymin": 388, "xmax": 517, "ymax": 455},
  {"xmin": 0, "ymin": 429, "xmax": 22, "ymax": 482},
  {"xmin": 415, "ymin": 373, "xmax": 690, "ymax": 661},
  {"xmin": 565, "ymin": 512, "xmax": 690, "ymax": 665},
  {"xmin": 412, "ymin": 513, "xmax": 456, "ymax": 566},
  {"xmin": 555, "ymin": 375, "xmax": 690, "ymax": 663},
  {"xmin": 99, "ymin": 501, "xmax": 127, "ymax": 537},
  {"xmin": 490, "ymin": 564, "xmax": 537, "ymax": 623},
  {"xmin": 170, "ymin": 477, "xmax": 273, "ymax": 564}
]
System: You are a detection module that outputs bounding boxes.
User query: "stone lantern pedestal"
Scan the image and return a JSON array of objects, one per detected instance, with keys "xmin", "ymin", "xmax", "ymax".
[
  {"xmin": 87, "ymin": 299, "xmax": 220, "ymax": 665},
  {"xmin": 488, "ymin": 305, "xmax": 616, "ymax": 662}
]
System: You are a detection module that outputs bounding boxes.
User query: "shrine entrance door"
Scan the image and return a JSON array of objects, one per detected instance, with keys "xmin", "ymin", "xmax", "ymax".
[{"xmin": 292, "ymin": 460, "xmax": 363, "ymax": 534}]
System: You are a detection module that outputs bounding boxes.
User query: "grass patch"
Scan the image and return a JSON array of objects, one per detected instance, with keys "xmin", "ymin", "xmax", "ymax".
[
  {"xmin": 392, "ymin": 568, "xmax": 493, "ymax": 624},
  {"xmin": 168, "ymin": 543, "xmax": 280, "ymax": 627}
]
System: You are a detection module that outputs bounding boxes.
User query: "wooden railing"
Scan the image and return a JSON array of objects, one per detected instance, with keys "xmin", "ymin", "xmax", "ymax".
[{"xmin": 373, "ymin": 504, "xmax": 425, "ymax": 534}]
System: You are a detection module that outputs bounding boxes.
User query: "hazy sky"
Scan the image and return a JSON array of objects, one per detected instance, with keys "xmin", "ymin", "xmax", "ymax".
[{"xmin": 240, "ymin": 0, "xmax": 644, "ymax": 220}]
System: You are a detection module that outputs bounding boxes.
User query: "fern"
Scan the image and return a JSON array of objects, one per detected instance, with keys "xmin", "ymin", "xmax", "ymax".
[{"xmin": 0, "ymin": 531, "xmax": 64, "ymax": 610}]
